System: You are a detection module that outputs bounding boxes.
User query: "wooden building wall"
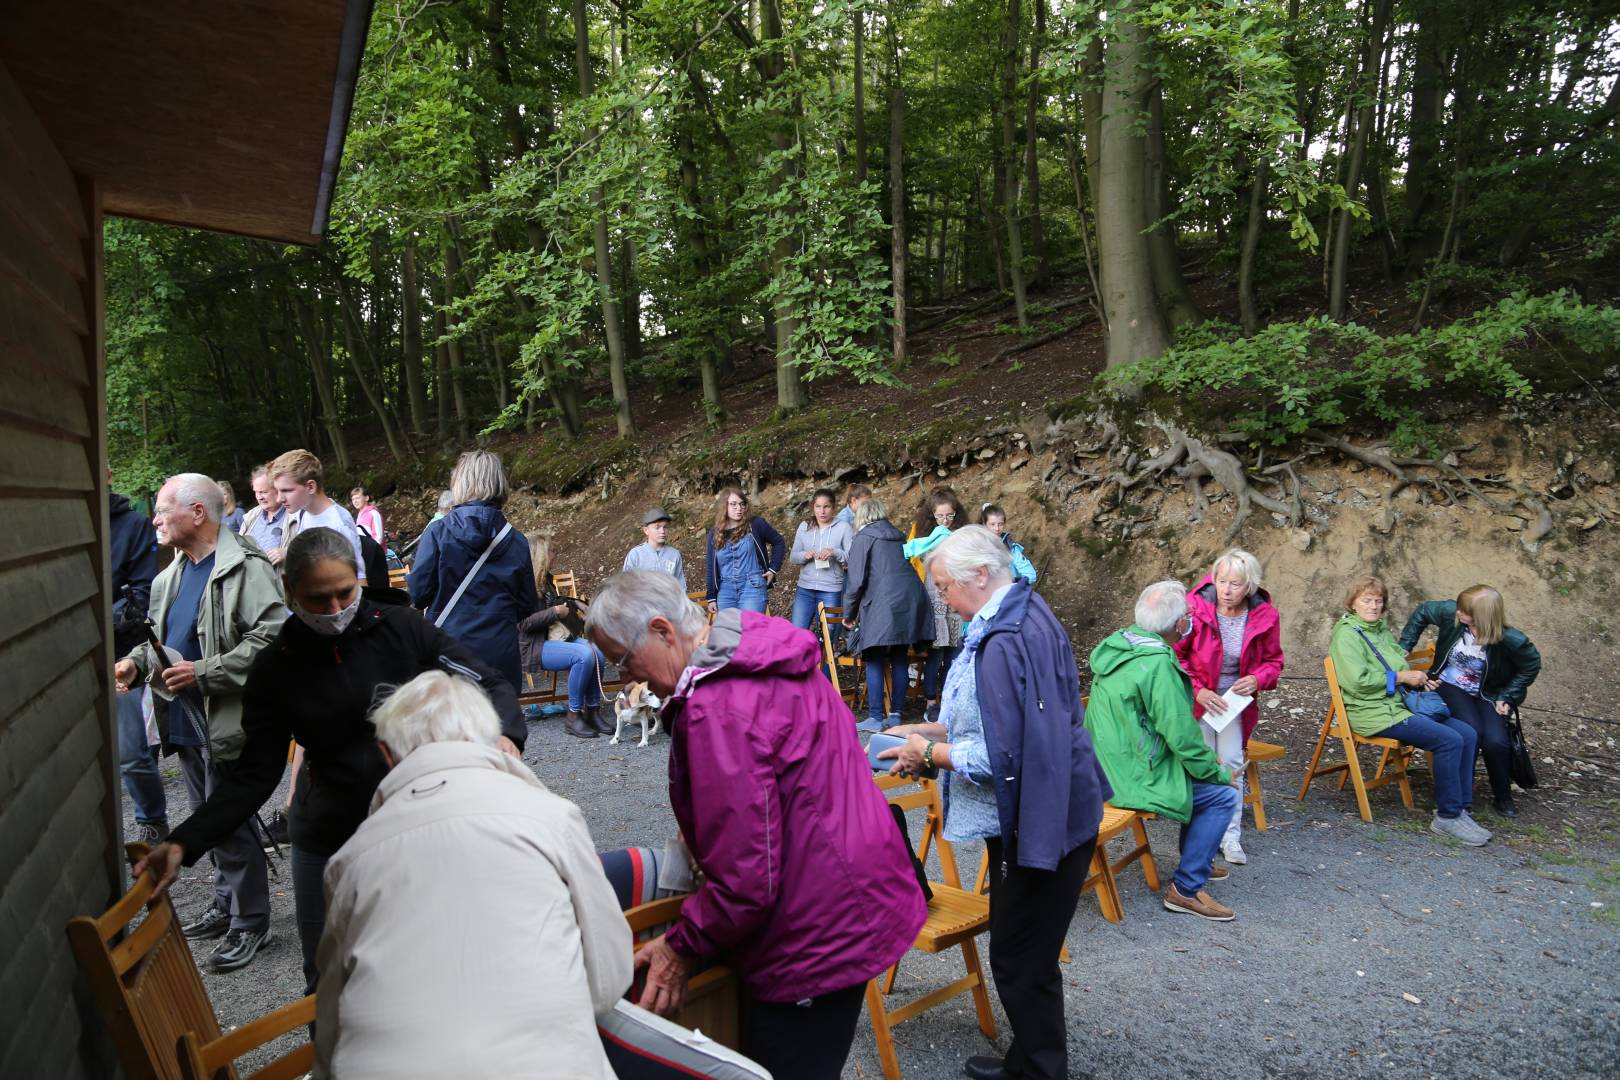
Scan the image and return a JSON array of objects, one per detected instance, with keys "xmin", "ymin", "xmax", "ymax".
[{"xmin": 0, "ymin": 62, "xmax": 123, "ymax": 1078}]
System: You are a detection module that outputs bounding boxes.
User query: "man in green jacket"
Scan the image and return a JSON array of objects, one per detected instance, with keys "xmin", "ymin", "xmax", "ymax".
[
  {"xmin": 114, "ymin": 472, "xmax": 287, "ymax": 972},
  {"xmin": 1085, "ymin": 581, "xmax": 1239, "ymax": 922}
]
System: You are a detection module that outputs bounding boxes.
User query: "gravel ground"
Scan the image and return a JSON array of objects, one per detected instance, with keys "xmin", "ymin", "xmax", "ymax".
[{"xmin": 127, "ymin": 704, "xmax": 1620, "ymax": 1079}]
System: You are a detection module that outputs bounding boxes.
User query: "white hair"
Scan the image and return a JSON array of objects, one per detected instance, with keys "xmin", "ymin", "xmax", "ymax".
[
  {"xmin": 371, "ymin": 671, "xmax": 500, "ymax": 758},
  {"xmin": 168, "ymin": 472, "xmax": 224, "ymax": 523},
  {"xmin": 1135, "ymin": 580, "xmax": 1189, "ymax": 636},
  {"xmin": 1211, "ymin": 548, "xmax": 1262, "ymax": 595},
  {"xmin": 585, "ymin": 570, "xmax": 709, "ymax": 650},
  {"xmin": 925, "ymin": 524, "xmax": 1014, "ymax": 586},
  {"xmin": 437, "ymin": 489, "xmax": 454, "ymax": 512}
]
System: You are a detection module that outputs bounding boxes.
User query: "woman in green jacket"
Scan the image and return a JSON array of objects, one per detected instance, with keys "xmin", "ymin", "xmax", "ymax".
[
  {"xmin": 1328, "ymin": 576, "xmax": 1490, "ymax": 846},
  {"xmin": 1401, "ymin": 585, "xmax": 1541, "ymax": 817}
]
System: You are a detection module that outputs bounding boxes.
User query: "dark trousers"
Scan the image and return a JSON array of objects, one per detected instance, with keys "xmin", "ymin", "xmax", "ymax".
[
  {"xmin": 290, "ymin": 846, "xmax": 329, "ymax": 996},
  {"xmin": 176, "ymin": 746, "xmax": 269, "ymax": 932},
  {"xmin": 743, "ymin": 982, "xmax": 867, "ymax": 1080},
  {"xmin": 1437, "ymin": 682, "xmax": 1513, "ymax": 801},
  {"xmin": 984, "ymin": 835, "xmax": 1096, "ymax": 1080}
]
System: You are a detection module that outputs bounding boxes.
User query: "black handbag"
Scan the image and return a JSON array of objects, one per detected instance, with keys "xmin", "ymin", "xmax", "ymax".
[{"xmin": 1507, "ymin": 706, "xmax": 1538, "ymax": 789}]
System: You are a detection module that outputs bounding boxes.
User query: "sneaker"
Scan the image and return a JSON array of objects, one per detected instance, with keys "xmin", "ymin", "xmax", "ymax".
[
  {"xmin": 856, "ymin": 717, "xmax": 886, "ymax": 734},
  {"xmin": 883, "ymin": 713, "xmax": 903, "ymax": 730},
  {"xmin": 1457, "ymin": 811, "xmax": 1494, "ymax": 844},
  {"xmin": 133, "ymin": 820, "xmax": 169, "ymax": 845},
  {"xmin": 1221, "ymin": 839, "xmax": 1248, "ymax": 865},
  {"xmin": 211, "ymin": 926, "xmax": 272, "ymax": 972},
  {"xmin": 181, "ymin": 906, "xmax": 231, "ymax": 940},
  {"xmin": 1431, "ymin": 813, "xmax": 1489, "ymax": 847},
  {"xmin": 1163, "ymin": 883, "xmax": 1235, "ymax": 921},
  {"xmin": 1207, "ymin": 864, "xmax": 1230, "ymax": 881}
]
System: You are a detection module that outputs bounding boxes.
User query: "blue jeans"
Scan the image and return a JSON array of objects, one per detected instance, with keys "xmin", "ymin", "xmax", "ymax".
[
  {"xmin": 716, "ymin": 573, "xmax": 768, "ymax": 613},
  {"xmin": 1175, "ymin": 782, "xmax": 1241, "ymax": 894},
  {"xmin": 539, "ymin": 639, "xmax": 606, "ymax": 711},
  {"xmin": 863, "ymin": 645, "xmax": 910, "ymax": 722},
  {"xmin": 923, "ymin": 646, "xmax": 959, "ymax": 700},
  {"xmin": 1378, "ymin": 712, "xmax": 1478, "ymax": 818},
  {"xmin": 1436, "ymin": 682, "xmax": 1511, "ymax": 802},
  {"xmin": 116, "ymin": 687, "xmax": 166, "ymax": 825},
  {"xmin": 790, "ymin": 586, "xmax": 843, "ymax": 631}
]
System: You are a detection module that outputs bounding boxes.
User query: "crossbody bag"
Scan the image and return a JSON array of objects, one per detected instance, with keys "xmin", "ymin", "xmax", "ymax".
[
  {"xmin": 1353, "ymin": 627, "xmax": 1450, "ymax": 722},
  {"xmin": 434, "ymin": 522, "xmax": 513, "ymax": 628}
]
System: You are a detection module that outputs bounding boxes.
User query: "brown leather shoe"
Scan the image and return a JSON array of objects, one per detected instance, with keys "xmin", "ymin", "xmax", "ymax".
[
  {"xmin": 588, "ymin": 704, "xmax": 615, "ymax": 735},
  {"xmin": 1208, "ymin": 864, "xmax": 1230, "ymax": 880},
  {"xmin": 1163, "ymin": 883, "xmax": 1235, "ymax": 921}
]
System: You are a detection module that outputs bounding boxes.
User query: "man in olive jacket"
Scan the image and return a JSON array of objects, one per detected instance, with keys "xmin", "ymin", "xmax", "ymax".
[
  {"xmin": 115, "ymin": 472, "xmax": 286, "ymax": 972},
  {"xmin": 1085, "ymin": 580, "xmax": 1238, "ymax": 922}
]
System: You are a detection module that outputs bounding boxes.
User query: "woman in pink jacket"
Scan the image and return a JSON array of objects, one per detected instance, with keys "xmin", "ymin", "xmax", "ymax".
[
  {"xmin": 1173, "ymin": 548, "xmax": 1285, "ymax": 866},
  {"xmin": 585, "ymin": 570, "xmax": 927, "ymax": 1080}
]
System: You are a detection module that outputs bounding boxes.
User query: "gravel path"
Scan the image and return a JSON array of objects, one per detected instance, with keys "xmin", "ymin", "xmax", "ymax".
[{"xmin": 129, "ymin": 707, "xmax": 1620, "ymax": 1079}]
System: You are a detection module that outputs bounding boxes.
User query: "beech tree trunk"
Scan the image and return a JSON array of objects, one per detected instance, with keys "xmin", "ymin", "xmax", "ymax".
[
  {"xmin": 1329, "ymin": 0, "xmax": 1392, "ymax": 320},
  {"xmin": 575, "ymin": 0, "xmax": 635, "ymax": 436},
  {"xmin": 1145, "ymin": 85, "xmax": 1201, "ymax": 331},
  {"xmin": 1096, "ymin": 5, "xmax": 1170, "ymax": 368},
  {"xmin": 1000, "ymin": 0, "xmax": 1029, "ymax": 327},
  {"xmin": 440, "ymin": 243, "xmax": 471, "ymax": 442},
  {"xmin": 853, "ymin": 10, "xmax": 867, "ymax": 186},
  {"xmin": 1025, "ymin": 0, "xmax": 1047, "ymax": 285},
  {"xmin": 888, "ymin": 17, "xmax": 907, "ymax": 367},
  {"xmin": 400, "ymin": 243, "xmax": 429, "ymax": 432}
]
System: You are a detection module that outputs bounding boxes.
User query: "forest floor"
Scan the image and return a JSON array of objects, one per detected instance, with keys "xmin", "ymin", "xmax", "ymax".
[{"xmin": 135, "ymin": 669, "xmax": 1620, "ymax": 1078}]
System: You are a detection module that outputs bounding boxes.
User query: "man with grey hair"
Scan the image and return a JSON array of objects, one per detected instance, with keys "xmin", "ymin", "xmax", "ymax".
[
  {"xmin": 114, "ymin": 472, "xmax": 286, "ymax": 970},
  {"xmin": 1084, "ymin": 580, "xmax": 1241, "ymax": 922}
]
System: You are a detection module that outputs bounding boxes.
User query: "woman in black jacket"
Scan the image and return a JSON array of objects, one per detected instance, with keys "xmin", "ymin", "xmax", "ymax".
[
  {"xmin": 519, "ymin": 533, "xmax": 609, "ymax": 740},
  {"xmin": 136, "ymin": 527, "xmax": 523, "ymax": 992},
  {"xmin": 1401, "ymin": 584, "xmax": 1542, "ymax": 817}
]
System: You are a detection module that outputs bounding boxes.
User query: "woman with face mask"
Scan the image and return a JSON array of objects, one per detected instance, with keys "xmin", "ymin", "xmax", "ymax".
[{"xmin": 136, "ymin": 527, "xmax": 524, "ymax": 995}]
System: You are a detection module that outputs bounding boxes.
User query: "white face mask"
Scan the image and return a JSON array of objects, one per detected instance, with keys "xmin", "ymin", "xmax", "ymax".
[{"xmin": 294, "ymin": 595, "xmax": 361, "ymax": 636}]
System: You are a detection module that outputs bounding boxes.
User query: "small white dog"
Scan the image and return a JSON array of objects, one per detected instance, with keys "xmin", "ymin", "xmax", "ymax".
[{"xmin": 611, "ymin": 681, "xmax": 663, "ymax": 747}]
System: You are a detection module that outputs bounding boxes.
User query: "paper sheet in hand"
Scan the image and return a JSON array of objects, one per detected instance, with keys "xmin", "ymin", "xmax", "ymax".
[{"xmin": 1205, "ymin": 689, "xmax": 1252, "ymax": 733}]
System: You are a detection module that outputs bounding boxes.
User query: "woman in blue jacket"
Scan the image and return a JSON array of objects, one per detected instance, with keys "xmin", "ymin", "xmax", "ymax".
[
  {"xmin": 408, "ymin": 450, "xmax": 539, "ymax": 692},
  {"xmin": 703, "ymin": 487, "xmax": 784, "ymax": 614},
  {"xmin": 881, "ymin": 525, "xmax": 1108, "ymax": 1080}
]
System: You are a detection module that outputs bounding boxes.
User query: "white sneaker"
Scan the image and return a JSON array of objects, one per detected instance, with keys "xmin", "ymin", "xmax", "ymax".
[{"xmin": 1221, "ymin": 839, "xmax": 1248, "ymax": 865}]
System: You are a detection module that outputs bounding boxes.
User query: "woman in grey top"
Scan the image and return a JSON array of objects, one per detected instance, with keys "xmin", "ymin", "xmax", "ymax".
[{"xmin": 789, "ymin": 488, "xmax": 853, "ymax": 640}]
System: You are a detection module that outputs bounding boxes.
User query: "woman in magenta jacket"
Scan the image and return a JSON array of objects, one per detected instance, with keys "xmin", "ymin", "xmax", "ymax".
[
  {"xmin": 584, "ymin": 570, "xmax": 926, "ymax": 1080},
  {"xmin": 1173, "ymin": 548, "xmax": 1285, "ymax": 867}
]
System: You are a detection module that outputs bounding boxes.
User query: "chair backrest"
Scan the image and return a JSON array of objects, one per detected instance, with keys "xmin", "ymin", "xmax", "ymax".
[
  {"xmin": 553, "ymin": 570, "xmax": 579, "ymax": 599},
  {"xmin": 1324, "ymin": 644, "xmax": 1438, "ymax": 738},
  {"xmin": 688, "ymin": 589, "xmax": 716, "ymax": 624},
  {"xmin": 874, "ymin": 775, "xmax": 962, "ymax": 889},
  {"xmin": 65, "ymin": 845, "xmax": 222, "ymax": 1080},
  {"xmin": 177, "ymin": 994, "xmax": 316, "ymax": 1080}
]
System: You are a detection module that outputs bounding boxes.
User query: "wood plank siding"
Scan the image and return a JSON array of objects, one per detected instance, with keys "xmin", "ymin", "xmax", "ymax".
[{"xmin": 0, "ymin": 61, "xmax": 122, "ymax": 1079}]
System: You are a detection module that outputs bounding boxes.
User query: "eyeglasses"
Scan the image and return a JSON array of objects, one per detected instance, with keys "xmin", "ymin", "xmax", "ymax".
[{"xmin": 611, "ymin": 632, "xmax": 646, "ymax": 670}]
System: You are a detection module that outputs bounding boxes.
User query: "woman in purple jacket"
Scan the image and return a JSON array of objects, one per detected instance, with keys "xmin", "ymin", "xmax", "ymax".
[{"xmin": 585, "ymin": 570, "xmax": 927, "ymax": 1080}]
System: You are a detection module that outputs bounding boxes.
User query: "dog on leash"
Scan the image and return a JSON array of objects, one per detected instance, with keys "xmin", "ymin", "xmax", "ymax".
[{"xmin": 611, "ymin": 681, "xmax": 663, "ymax": 747}]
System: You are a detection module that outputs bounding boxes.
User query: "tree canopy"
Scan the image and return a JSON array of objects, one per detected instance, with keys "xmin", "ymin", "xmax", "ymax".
[{"xmin": 105, "ymin": 0, "xmax": 1620, "ymax": 492}]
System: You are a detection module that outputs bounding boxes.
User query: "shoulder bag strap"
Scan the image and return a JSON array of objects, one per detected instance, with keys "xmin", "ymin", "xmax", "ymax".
[
  {"xmin": 1353, "ymin": 626, "xmax": 1396, "ymax": 675},
  {"xmin": 435, "ymin": 522, "xmax": 512, "ymax": 628}
]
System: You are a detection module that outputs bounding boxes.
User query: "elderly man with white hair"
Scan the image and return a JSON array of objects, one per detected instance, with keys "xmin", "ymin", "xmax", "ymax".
[
  {"xmin": 114, "ymin": 472, "xmax": 286, "ymax": 970},
  {"xmin": 585, "ymin": 570, "xmax": 926, "ymax": 1080},
  {"xmin": 880, "ymin": 525, "xmax": 1110, "ymax": 1080},
  {"xmin": 313, "ymin": 670, "xmax": 630, "ymax": 1079},
  {"xmin": 1085, "ymin": 580, "xmax": 1240, "ymax": 922}
]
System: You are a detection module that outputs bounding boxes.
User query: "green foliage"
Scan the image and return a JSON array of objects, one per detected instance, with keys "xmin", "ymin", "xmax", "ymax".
[{"xmin": 1102, "ymin": 292, "xmax": 1620, "ymax": 453}]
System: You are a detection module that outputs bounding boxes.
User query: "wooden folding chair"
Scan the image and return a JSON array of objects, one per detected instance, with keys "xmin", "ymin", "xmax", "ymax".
[
  {"xmin": 65, "ymin": 844, "xmax": 312, "ymax": 1080},
  {"xmin": 1297, "ymin": 646, "xmax": 1432, "ymax": 822},
  {"xmin": 176, "ymin": 995, "xmax": 316, "ymax": 1080},
  {"xmin": 1243, "ymin": 740, "xmax": 1286, "ymax": 831},
  {"xmin": 688, "ymin": 589, "xmax": 716, "ymax": 625},
  {"xmin": 623, "ymin": 895, "xmax": 743, "ymax": 1051},
  {"xmin": 387, "ymin": 562, "xmax": 410, "ymax": 589},
  {"xmin": 816, "ymin": 602, "xmax": 863, "ymax": 710},
  {"xmin": 867, "ymin": 774, "xmax": 996, "ymax": 1080},
  {"xmin": 1079, "ymin": 804, "xmax": 1162, "ymax": 923}
]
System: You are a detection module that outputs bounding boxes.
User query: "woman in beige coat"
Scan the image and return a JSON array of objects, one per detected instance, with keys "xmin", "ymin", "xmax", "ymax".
[{"xmin": 313, "ymin": 671, "xmax": 631, "ymax": 1079}]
